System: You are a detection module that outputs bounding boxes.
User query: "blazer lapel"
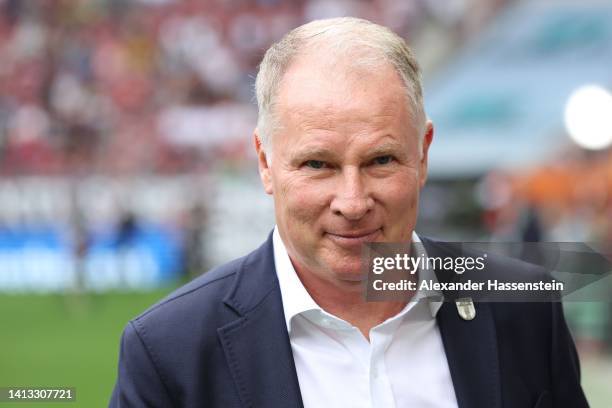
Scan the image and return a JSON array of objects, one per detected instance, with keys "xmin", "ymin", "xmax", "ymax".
[
  {"xmin": 437, "ymin": 301, "xmax": 502, "ymax": 408},
  {"xmin": 218, "ymin": 234, "xmax": 304, "ymax": 408},
  {"xmin": 423, "ymin": 238, "xmax": 502, "ymax": 408}
]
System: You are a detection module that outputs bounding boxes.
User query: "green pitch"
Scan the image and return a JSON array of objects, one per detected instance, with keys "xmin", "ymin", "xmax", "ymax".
[{"xmin": 0, "ymin": 289, "xmax": 175, "ymax": 408}]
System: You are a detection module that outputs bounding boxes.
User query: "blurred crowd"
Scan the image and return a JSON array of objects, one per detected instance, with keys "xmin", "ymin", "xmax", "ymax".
[
  {"xmin": 0, "ymin": 0, "xmax": 512, "ymax": 176},
  {"xmin": 479, "ymin": 148, "xmax": 612, "ymax": 249}
]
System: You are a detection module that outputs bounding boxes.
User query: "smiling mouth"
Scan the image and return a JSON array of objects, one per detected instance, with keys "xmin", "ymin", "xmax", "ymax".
[{"xmin": 325, "ymin": 228, "xmax": 382, "ymax": 247}]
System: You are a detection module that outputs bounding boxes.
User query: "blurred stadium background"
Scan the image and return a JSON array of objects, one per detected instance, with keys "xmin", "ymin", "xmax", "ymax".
[{"xmin": 0, "ymin": 0, "xmax": 611, "ymax": 406}]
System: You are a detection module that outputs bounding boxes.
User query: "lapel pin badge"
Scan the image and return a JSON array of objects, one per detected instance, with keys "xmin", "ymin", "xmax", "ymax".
[{"xmin": 455, "ymin": 297, "xmax": 476, "ymax": 321}]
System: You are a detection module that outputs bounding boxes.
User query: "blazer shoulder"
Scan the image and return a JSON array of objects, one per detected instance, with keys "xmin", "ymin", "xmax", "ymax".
[{"xmin": 132, "ymin": 255, "xmax": 246, "ymax": 329}]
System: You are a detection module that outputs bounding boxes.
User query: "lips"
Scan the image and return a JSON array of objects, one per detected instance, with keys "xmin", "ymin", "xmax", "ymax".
[{"xmin": 325, "ymin": 228, "xmax": 382, "ymax": 248}]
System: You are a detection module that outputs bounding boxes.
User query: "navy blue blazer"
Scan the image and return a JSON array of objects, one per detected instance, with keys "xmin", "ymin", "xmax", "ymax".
[{"xmin": 109, "ymin": 234, "xmax": 589, "ymax": 408}]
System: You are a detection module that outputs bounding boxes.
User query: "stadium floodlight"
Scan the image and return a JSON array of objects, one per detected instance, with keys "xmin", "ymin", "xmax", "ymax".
[{"xmin": 564, "ymin": 84, "xmax": 612, "ymax": 150}]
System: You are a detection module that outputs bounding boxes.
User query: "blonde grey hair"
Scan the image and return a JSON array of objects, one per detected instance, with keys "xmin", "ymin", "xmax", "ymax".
[{"xmin": 255, "ymin": 17, "xmax": 426, "ymax": 152}]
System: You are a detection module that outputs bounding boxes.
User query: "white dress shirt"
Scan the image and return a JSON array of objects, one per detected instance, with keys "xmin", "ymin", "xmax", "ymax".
[{"xmin": 273, "ymin": 228, "xmax": 458, "ymax": 408}]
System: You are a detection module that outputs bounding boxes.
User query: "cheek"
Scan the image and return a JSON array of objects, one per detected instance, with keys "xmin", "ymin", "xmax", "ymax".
[
  {"xmin": 275, "ymin": 175, "xmax": 331, "ymax": 229},
  {"xmin": 374, "ymin": 174, "xmax": 420, "ymax": 242},
  {"xmin": 376, "ymin": 172, "xmax": 421, "ymax": 214}
]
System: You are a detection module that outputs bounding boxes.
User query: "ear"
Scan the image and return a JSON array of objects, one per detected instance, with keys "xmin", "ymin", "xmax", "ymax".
[
  {"xmin": 419, "ymin": 120, "xmax": 434, "ymax": 188},
  {"xmin": 254, "ymin": 129, "xmax": 273, "ymax": 195}
]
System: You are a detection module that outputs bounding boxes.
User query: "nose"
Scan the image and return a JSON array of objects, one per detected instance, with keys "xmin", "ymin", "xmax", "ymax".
[{"xmin": 330, "ymin": 167, "xmax": 374, "ymax": 221}]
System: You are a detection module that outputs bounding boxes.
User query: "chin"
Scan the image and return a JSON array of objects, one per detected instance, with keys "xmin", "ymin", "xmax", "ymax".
[
  {"xmin": 327, "ymin": 261, "xmax": 365, "ymax": 282},
  {"xmin": 335, "ymin": 274, "xmax": 365, "ymax": 284}
]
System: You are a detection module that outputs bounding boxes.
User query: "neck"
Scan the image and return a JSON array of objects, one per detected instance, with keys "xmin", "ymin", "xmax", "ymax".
[{"xmin": 294, "ymin": 266, "xmax": 411, "ymax": 340}]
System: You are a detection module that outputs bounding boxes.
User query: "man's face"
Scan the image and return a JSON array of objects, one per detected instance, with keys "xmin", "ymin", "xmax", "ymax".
[{"xmin": 256, "ymin": 54, "xmax": 433, "ymax": 289}]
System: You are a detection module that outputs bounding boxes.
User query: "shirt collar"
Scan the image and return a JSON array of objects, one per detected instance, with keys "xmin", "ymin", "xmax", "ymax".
[
  {"xmin": 273, "ymin": 227, "xmax": 442, "ymax": 333},
  {"xmin": 273, "ymin": 228, "xmax": 321, "ymax": 332}
]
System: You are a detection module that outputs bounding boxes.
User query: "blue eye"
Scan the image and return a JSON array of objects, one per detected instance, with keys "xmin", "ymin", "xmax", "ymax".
[
  {"xmin": 373, "ymin": 155, "xmax": 393, "ymax": 165},
  {"xmin": 305, "ymin": 160, "xmax": 325, "ymax": 169}
]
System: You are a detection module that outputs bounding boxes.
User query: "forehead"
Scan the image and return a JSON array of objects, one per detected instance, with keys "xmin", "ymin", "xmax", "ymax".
[{"xmin": 276, "ymin": 52, "xmax": 411, "ymax": 130}]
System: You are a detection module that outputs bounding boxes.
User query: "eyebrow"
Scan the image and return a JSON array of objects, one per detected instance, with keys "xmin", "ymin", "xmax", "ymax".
[
  {"xmin": 289, "ymin": 147, "xmax": 340, "ymax": 165},
  {"xmin": 366, "ymin": 141, "xmax": 406, "ymax": 158}
]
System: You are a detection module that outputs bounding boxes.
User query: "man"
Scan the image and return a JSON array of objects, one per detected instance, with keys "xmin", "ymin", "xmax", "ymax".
[{"xmin": 109, "ymin": 18, "xmax": 588, "ymax": 407}]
